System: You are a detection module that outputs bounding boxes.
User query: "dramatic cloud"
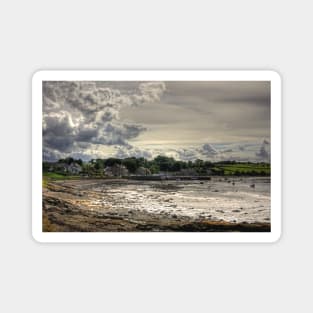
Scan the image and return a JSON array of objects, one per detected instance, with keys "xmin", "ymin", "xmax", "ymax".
[
  {"xmin": 43, "ymin": 81, "xmax": 166, "ymax": 160},
  {"xmin": 115, "ymin": 146, "xmax": 153, "ymax": 159},
  {"xmin": 199, "ymin": 143, "xmax": 219, "ymax": 157},
  {"xmin": 256, "ymin": 140, "xmax": 271, "ymax": 161},
  {"xmin": 174, "ymin": 148, "xmax": 199, "ymax": 161},
  {"xmin": 43, "ymin": 81, "xmax": 270, "ymax": 162}
]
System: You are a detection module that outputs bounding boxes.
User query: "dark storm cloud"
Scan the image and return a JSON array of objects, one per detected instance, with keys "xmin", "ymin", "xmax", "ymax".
[
  {"xmin": 43, "ymin": 111, "xmax": 76, "ymax": 152},
  {"xmin": 42, "ymin": 81, "xmax": 165, "ymax": 160},
  {"xmin": 76, "ymin": 127, "xmax": 99, "ymax": 142},
  {"xmin": 43, "ymin": 80, "xmax": 270, "ymax": 162}
]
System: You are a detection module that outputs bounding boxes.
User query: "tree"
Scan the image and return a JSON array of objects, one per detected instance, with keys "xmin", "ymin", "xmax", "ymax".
[{"xmin": 122, "ymin": 158, "xmax": 138, "ymax": 173}]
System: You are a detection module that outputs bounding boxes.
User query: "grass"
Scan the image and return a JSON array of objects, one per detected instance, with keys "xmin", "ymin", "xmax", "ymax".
[
  {"xmin": 213, "ymin": 163, "xmax": 270, "ymax": 176},
  {"xmin": 42, "ymin": 172, "xmax": 81, "ymax": 188},
  {"xmin": 43, "ymin": 172, "xmax": 80, "ymax": 180}
]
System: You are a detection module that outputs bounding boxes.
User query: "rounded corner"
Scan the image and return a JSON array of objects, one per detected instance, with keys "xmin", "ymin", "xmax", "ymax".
[
  {"xmin": 31, "ymin": 230, "xmax": 44, "ymax": 243},
  {"xmin": 270, "ymin": 229, "xmax": 282, "ymax": 243},
  {"xmin": 268, "ymin": 70, "xmax": 282, "ymax": 84},
  {"xmin": 32, "ymin": 70, "xmax": 45, "ymax": 84}
]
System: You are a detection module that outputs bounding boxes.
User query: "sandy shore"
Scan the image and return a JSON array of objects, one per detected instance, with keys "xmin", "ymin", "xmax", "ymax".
[{"xmin": 43, "ymin": 179, "xmax": 271, "ymax": 232}]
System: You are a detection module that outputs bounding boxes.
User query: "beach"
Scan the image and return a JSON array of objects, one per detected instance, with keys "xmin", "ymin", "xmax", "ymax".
[{"xmin": 43, "ymin": 177, "xmax": 270, "ymax": 232}]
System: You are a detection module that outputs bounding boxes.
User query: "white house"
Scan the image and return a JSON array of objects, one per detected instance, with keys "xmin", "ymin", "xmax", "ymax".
[{"xmin": 104, "ymin": 164, "xmax": 129, "ymax": 177}]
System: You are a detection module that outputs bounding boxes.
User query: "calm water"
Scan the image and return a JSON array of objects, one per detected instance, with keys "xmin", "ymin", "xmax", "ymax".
[{"xmin": 92, "ymin": 177, "xmax": 270, "ymax": 223}]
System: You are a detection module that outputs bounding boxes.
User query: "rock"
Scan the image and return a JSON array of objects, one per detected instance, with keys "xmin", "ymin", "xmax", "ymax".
[{"xmin": 232, "ymin": 209, "xmax": 241, "ymax": 213}]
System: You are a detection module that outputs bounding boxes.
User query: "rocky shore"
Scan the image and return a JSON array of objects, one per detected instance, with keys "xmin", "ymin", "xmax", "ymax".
[{"xmin": 43, "ymin": 179, "xmax": 271, "ymax": 232}]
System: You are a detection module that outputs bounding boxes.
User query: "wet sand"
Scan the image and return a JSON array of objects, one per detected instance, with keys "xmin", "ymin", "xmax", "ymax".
[{"xmin": 43, "ymin": 179, "xmax": 271, "ymax": 232}]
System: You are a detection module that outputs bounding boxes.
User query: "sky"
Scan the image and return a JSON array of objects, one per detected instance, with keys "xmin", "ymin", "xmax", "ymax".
[{"xmin": 42, "ymin": 81, "xmax": 271, "ymax": 162}]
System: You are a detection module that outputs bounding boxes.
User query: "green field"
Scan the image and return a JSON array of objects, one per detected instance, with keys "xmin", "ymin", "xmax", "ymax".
[{"xmin": 212, "ymin": 163, "xmax": 270, "ymax": 176}]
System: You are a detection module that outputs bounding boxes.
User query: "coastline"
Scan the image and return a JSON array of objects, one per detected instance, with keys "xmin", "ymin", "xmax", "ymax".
[{"xmin": 43, "ymin": 179, "xmax": 270, "ymax": 232}]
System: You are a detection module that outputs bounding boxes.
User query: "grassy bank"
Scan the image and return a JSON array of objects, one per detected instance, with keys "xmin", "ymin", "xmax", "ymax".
[
  {"xmin": 42, "ymin": 172, "xmax": 81, "ymax": 188},
  {"xmin": 212, "ymin": 163, "xmax": 270, "ymax": 176}
]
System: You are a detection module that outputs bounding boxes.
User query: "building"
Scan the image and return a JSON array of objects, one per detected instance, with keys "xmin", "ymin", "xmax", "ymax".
[
  {"xmin": 135, "ymin": 166, "xmax": 151, "ymax": 176},
  {"xmin": 104, "ymin": 164, "xmax": 129, "ymax": 177}
]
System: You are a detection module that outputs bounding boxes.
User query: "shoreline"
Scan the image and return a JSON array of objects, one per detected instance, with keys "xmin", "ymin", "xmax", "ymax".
[{"xmin": 43, "ymin": 179, "xmax": 271, "ymax": 232}]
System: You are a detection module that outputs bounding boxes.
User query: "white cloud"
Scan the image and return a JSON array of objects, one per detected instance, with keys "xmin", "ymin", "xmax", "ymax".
[{"xmin": 43, "ymin": 81, "xmax": 166, "ymax": 160}]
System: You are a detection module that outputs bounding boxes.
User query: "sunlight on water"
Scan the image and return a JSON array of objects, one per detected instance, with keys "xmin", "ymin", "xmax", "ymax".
[{"xmin": 92, "ymin": 177, "xmax": 270, "ymax": 223}]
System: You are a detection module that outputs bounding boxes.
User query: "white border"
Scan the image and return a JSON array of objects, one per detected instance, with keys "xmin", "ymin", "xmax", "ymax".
[{"xmin": 32, "ymin": 70, "xmax": 281, "ymax": 243}]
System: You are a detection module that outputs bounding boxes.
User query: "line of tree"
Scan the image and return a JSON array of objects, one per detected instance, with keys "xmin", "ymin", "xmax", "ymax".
[{"xmin": 43, "ymin": 155, "xmax": 270, "ymax": 176}]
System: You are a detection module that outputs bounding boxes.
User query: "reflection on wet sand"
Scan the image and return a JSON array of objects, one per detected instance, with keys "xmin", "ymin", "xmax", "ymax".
[{"xmin": 43, "ymin": 178, "xmax": 270, "ymax": 232}]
